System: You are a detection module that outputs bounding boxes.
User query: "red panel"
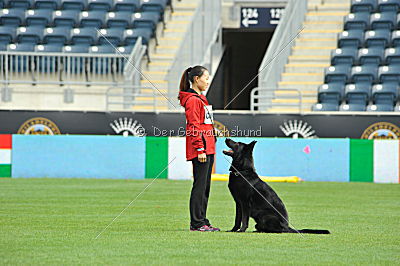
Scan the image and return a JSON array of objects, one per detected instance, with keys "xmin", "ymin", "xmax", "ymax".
[{"xmin": 0, "ymin": 134, "xmax": 12, "ymax": 149}]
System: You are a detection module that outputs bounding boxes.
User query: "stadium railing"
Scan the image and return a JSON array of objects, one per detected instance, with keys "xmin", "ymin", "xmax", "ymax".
[
  {"xmin": 0, "ymin": 37, "xmax": 147, "ymax": 109},
  {"xmin": 250, "ymin": 87, "xmax": 303, "ymax": 112},
  {"xmin": 165, "ymin": 0, "xmax": 222, "ymax": 109},
  {"xmin": 251, "ymin": 0, "xmax": 307, "ymax": 111}
]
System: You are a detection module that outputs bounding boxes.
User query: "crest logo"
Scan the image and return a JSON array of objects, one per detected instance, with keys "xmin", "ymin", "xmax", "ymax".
[
  {"xmin": 213, "ymin": 120, "xmax": 230, "ymax": 137},
  {"xmin": 110, "ymin": 117, "xmax": 146, "ymax": 137},
  {"xmin": 361, "ymin": 122, "xmax": 400, "ymax": 139},
  {"xmin": 18, "ymin": 117, "xmax": 61, "ymax": 135},
  {"xmin": 279, "ymin": 120, "xmax": 316, "ymax": 139}
]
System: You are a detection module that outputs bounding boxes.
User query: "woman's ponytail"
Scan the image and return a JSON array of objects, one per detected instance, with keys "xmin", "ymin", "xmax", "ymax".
[{"xmin": 179, "ymin": 67, "xmax": 192, "ymax": 93}]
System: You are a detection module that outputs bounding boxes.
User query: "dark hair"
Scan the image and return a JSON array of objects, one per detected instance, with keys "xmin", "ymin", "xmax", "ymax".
[{"xmin": 179, "ymin": 65, "xmax": 208, "ymax": 95}]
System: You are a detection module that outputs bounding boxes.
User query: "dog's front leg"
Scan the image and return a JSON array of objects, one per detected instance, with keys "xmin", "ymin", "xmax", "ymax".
[
  {"xmin": 238, "ymin": 202, "xmax": 250, "ymax": 232},
  {"xmin": 229, "ymin": 202, "xmax": 242, "ymax": 232}
]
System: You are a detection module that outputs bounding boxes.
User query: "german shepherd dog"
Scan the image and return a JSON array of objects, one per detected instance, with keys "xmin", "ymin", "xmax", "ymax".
[{"xmin": 223, "ymin": 138, "xmax": 330, "ymax": 234}]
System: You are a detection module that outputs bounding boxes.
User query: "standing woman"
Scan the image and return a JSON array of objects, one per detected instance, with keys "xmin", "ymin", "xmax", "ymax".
[{"xmin": 178, "ymin": 65, "xmax": 220, "ymax": 232}]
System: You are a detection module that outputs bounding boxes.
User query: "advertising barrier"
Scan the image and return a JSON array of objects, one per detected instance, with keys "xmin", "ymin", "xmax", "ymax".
[{"xmin": 1, "ymin": 134, "xmax": 399, "ymax": 183}]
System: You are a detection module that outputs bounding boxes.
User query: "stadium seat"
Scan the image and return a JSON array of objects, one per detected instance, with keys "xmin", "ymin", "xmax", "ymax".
[
  {"xmin": 366, "ymin": 104, "xmax": 394, "ymax": 111},
  {"xmin": 16, "ymin": 25, "xmax": 44, "ymax": 44},
  {"xmin": 324, "ymin": 65, "xmax": 351, "ymax": 83},
  {"xmin": 123, "ymin": 28, "xmax": 152, "ymax": 45},
  {"xmin": 0, "ymin": 26, "xmax": 16, "ymax": 45},
  {"xmin": 105, "ymin": 11, "xmax": 132, "ymax": 28},
  {"xmin": 61, "ymin": 0, "xmax": 87, "ymax": 10},
  {"xmin": 378, "ymin": 65, "xmax": 400, "ymax": 82},
  {"xmin": 364, "ymin": 29, "xmax": 391, "ymax": 48},
  {"xmin": 340, "ymin": 103, "xmax": 367, "ymax": 111},
  {"xmin": 370, "ymin": 12, "xmax": 397, "ymax": 30},
  {"xmin": 97, "ymin": 28, "xmax": 124, "ymax": 46},
  {"xmin": 43, "ymin": 26, "xmax": 71, "ymax": 44},
  {"xmin": 351, "ymin": 65, "xmax": 377, "ymax": 83},
  {"xmin": 114, "ymin": 0, "xmax": 140, "ymax": 12},
  {"xmin": 35, "ymin": 43, "xmax": 63, "ymax": 52},
  {"xmin": 89, "ymin": 44, "xmax": 114, "ymax": 53},
  {"xmin": 344, "ymin": 12, "xmax": 370, "ymax": 30},
  {"xmin": 141, "ymin": 0, "xmax": 167, "ymax": 20},
  {"xmin": 88, "ymin": 0, "xmax": 113, "ymax": 11},
  {"xmin": 116, "ymin": 45, "xmax": 134, "ymax": 54},
  {"xmin": 79, "ymin": 10, "xmax": 106, "ymax": 28},
  {"xmin": 384, "ymin": 47, "xmax": 400, "ymax": 65},
  {"xmin": 378, "ymin": 0, "xmax": 400, "ymax": 12},
  {"xmin": 331, "ymin": 48, "xmax": 357, "ymax": 65},
  {"xmin": 358, "ymin": 48, "xmax": 384, "ymax": 65},
  {"xmin": 391, "ymin": 30, "xmax": 400, "ymax": 47},
  {"xmin": 312, "ymin": 103, "xmax": 339, "ymax": 111},
  {"xmin": 345, "ymin": 83, "xmax": 371, "ymax": 104},
  {"xmin": 7, "ymin": 42, "xmax": 35, "ymax": 51},
  {"xmin": 25, "ymin": 9, "xmax": 53, "ymax": 26},
  {"xmin": 351, "ymin": 0, "xmax": 377, "ymax": 13},
  {"xmin": 33, "ymin": 0, "xmax": 61, "ymax": 9},
  {"xmin": 62, "ymin": 44, "xmax": 90, "ymax": 53},
  {"xmin": 53, "ymin": 10, "xmax": 80, "ymax": 27},
  {"xmin": 338, "ymin": 30, "xmax": 364, "ymax": 48},
  {"xmin": 318, "ymin": 83, "xmax": 345, "ymax": 104},
  {"xmin": 0, "ymin": 8, "xmax": 25, "ymax": 26},
  {"xmin": 132, "ymin": 11, "xmax": 160, "ymax": 33},
  {"xmin": 372, "ymin": 83, "xmax": 398, "ymax": 105},
  {"xmin": 4, "ymin": 0, "xmax": 33, "ymax": 9},
  {"xmin": 70, "ymin": 27, "xmax": 97, "ymax": 45}
]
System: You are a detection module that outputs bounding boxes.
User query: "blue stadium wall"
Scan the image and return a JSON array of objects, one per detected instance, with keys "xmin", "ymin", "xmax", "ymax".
[{"xmin": 1, "ymin": 135, "xmax": 399, "ymax": 183}]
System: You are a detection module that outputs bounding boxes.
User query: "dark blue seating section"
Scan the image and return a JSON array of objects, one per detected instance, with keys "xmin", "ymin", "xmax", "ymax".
[
  {"xmin": 0, "ymin": 0, "xmax": 168, "ymax": 53},
  {"xmin": 316, "ymin": 0, "xmax": 400, "ymax": 112}
]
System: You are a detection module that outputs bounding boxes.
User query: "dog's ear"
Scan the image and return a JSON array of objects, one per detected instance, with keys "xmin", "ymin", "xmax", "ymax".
[{"xmin": 248, "ymin": 140, "xmax": 257, "ymax": 151}]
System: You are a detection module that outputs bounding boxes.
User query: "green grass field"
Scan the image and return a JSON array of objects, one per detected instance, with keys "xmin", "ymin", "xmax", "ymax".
[{"xmin": 0, "ymin": 178, "xmax": 399, "ymax": 265}]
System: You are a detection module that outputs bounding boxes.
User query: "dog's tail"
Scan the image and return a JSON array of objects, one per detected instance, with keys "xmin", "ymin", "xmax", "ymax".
[{"xmin": 287, "ymin": 228, "xmax": 330, "ymax": 234}]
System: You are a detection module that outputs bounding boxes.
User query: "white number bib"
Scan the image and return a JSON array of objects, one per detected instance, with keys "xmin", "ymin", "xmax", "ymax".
[{"xmin": 204, "ymin": 105, "xmax": 214, "ymax": 124}]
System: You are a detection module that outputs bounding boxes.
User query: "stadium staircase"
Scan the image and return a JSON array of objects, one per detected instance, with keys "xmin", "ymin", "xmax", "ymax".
[
  {"xmin": 133, "ymin": 0, "xmax": 199, "ymax": 111},
  {"xmin": 269, "ymin": 0, "xmax": 350, "ymax": 112}
]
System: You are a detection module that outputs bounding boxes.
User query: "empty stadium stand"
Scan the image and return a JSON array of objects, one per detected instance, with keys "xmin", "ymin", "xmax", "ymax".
[
  {"xmin": 313, "ymin": 0, "xmax": 400, "ymax": 112},
  {"xmin": 252, "ymin": 0, "xmax": 400, "ymax": 113},
  {"xmin": 0, "ymin": 0, "xmax": 222, "ymax": 111}
]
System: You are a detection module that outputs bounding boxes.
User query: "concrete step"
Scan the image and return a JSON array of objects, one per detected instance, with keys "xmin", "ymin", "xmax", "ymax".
[
  {"xmin": 295, "ymin": 38, "xmax": 337, "ymax": 47},
  {"xmin": 291, "ymin": 46, "xmax": 335, "ymax": 56},
  {"xmin": 288, "ymin": 55, "xmax": 331, "ymax": 63},
  {"xmin": 281, "ymin": 72, "xmax": 324, "ymax": 82},
  {"xmin": 306, "ymin": 11, "xmax": 349, "ymax": 21},
  {"xmin": 144, "ymin": 60, "xmax": 172, "ymax": 71},
  {"xmin": 303, "ymin": 21, "xmax": 343, "ymax": 30},
  {"xmin": 285, "ymin": 63, "xmax": 330, "ymax": 72},
  {"xmin": 308, "ymin": 3, "xmax": 350, "ymax": 12},
  {"xmin": 275, "ymin": 89, "xmax": 318, "ymax": 97},
  {"xmin": 299, "ymin": 30, "xmax": 341, "ymax": 39},
  {"xmin": 278, "ymin": 82, "xmax": 322, "ymax": 90}
]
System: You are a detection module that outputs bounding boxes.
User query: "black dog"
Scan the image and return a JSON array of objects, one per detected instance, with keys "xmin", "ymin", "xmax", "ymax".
[{"xmin": 223, "ymin": 138, "xmax": 330, "ymax": 234}]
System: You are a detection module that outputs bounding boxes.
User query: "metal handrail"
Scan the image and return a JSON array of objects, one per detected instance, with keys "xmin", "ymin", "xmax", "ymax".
[
  {"xmin": 255, "ymin": 0, "xmax": 308, "ymax": 111},
  {"xmin": 166, "ymin": 0, "xmax": 222, "ymax": 109},
  {"xmin": 251, "ymin": 87, "xmax": 303, "ymax": 113}
]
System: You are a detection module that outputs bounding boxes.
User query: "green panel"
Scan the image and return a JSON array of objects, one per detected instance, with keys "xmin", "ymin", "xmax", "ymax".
[
  {"xmin": 0, "ymin": 164, "xmax": 11, "ymax": 178},
  {"xmin": 145, "ymin": 137, "xmax": 168, "ymax": 179},
  {"xmin": 350, "ymin": 139, "xmax": 373, "ymax": 182}
]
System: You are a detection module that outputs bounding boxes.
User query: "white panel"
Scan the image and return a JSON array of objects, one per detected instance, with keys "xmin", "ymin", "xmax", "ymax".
[
  {"xmin": 0, "ymin": 149, "xmax": 11, "ymax": 164},
  {"xmin": 374, "ymin": 140, "xmax": 399, "ymax": 183},
  {"xmin": 168, "ymin": 137, "xmax": 193, "ymax": 180}
]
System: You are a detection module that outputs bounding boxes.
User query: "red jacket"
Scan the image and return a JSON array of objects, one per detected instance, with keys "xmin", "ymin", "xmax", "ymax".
[{"xmin": 179, "ymin": 90, "xmax": 216, "ymax": 161}]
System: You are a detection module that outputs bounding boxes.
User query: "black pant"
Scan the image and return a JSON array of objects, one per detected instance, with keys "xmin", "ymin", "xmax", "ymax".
[{"xmin": 190, "ymin": 154, "xmax": 214, "ymax": 228}]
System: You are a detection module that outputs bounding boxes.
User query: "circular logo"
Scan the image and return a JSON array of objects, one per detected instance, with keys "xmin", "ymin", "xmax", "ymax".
[
  {"xmin": 214, "ymin": 120, "xmax": 230, "ymax": 137},
  {"xmin": 361, "ymin": 122, "xmax": 400, "ymax": 139},
  {"xmin": 18, "ymin": 117, "xmax": 61, "ymax": 135}
]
